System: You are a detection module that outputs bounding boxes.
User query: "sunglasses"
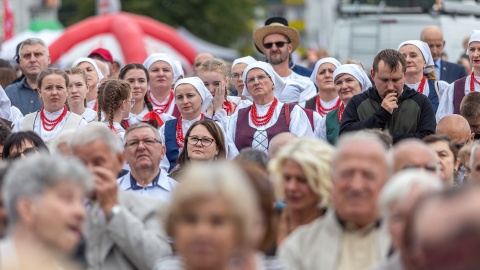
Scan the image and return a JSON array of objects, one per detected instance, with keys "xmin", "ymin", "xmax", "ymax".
[
  {"xmin": 9, "ymin": 147, "xmax": 39, "ymax": 160},
  {"xmin": 263, "ymin": 41, "xmax": 289, "ymax": 49}
]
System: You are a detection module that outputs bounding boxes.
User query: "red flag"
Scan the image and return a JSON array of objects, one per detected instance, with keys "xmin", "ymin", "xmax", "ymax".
[{"xmin": 3, "ymin": 0, "xmax": 14, "ymax": 41}]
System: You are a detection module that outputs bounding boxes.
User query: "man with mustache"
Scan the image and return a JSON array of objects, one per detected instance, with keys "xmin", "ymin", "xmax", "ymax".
[
  {"xmin": 339, "ymin": 49, "xmax": 436, "ymax": 144},
  {"xmin": 5, "ymin": 38, "xmax": 50, "ymax": 115},
  {"xmin": 279, "ymin": 134, "xmax": 391, "ymax": 270}
]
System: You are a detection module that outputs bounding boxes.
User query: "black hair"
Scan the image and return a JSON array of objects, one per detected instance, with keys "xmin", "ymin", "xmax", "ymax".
[{"xmin": 2, "ymin": 131, "xmax": 49, "ymax": 160}]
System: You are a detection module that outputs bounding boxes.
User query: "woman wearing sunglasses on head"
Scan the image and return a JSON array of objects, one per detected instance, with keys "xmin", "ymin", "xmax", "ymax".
[
  {"xmin": 169, "ymin": 119, "xmax": 226, "ymax": 180},
  {"xmin": 2, "ymin": 131, "xmax": 49, "ymax": 161}
]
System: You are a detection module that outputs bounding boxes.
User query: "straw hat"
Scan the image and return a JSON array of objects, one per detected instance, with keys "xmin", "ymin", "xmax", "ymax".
[{"xmin": 253, "ymin": 17, "xmax": 300, "ymax": 54}]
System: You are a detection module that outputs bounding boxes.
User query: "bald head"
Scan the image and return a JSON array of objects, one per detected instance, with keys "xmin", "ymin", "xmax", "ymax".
[
  {"xmin": 420, "ymin": 25, "xmax": 445, "ymax": 62},
  {"xmin": 268, "ymin": 132, "xmax": 298, "ymax": 158},
  {"xmin": 392, "ymin": 139, "xmax": 439, "ymax": 175},
  {"xmin": 436, "ymin": 115, "xmax": 473, "ymax": 144},
  {"xmin": 193, "ymin": 53, "xmax": 214, "ymax": 75}
]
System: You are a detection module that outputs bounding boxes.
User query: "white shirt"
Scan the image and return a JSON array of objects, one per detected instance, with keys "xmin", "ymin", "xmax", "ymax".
[
  {"xmin": 13, "ymin": 109, "xmax": 87, "ymax": 142},
  {"xmin": 436, "ymin": 75, "xmax": 478, "ymax": 122},
  {"xmin": 82, "ymin": 108, "xmax": 98, "ymax": 122},
  {"xmin": 149, "ymin": 92, "xmax": 176, "ymax": 116},
  {"xmin": 315, "ymin": 113, "xmax": 327, "ymax": 141},
  {"xmin": 8, "ymin": 106, "xmax": 23, "ymax": 123},
  {"xmin": 117, "ymin": 171, "xmax": 178, "ymax": 203},
  {"xmin": 86, "ymin": 99, "xmax": 97, "ymax": 110},
  {"xmin": 127, "ymin": 105, "xmax": 175, "ymax": 128},
  {"xmin": 226, "ymin": 100, "xmax": 314, "ymax": 157},
  {"xmin": 282, "ymin": 71, "xmax": 317, "ymax": 103},
  {"xmin": 405, "ymin": 79, "xmax": 449, "ymax": 98}
]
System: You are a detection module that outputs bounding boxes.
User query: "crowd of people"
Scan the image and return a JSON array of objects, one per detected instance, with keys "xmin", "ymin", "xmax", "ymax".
[{"xmin": 0, "ymin": 15, "xmax": 479, "ymax": 270}]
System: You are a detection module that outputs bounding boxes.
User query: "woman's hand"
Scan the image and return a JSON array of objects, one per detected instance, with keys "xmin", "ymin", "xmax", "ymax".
[{"xmin": 212, "ymin": 81, "xmax": 226, "ymax": 113}]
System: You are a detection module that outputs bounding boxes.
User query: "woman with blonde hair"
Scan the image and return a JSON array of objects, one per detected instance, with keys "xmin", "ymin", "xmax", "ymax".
[
  {"xmin": 64, "ymin": 67, "xmax": 98, "ymax": 122},
  {"xmin": 269, "ymin": 137, "xmax": 335, "ymax": 245},
  {"xmin": 154, "ymin": 162, "xmax": 287, "ymax": 270}
]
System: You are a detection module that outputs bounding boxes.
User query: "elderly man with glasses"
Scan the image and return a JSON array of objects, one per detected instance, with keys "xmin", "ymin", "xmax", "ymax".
[{"xmin": 117, "ymin": 123, "xmax": 177, "ymax": 202}]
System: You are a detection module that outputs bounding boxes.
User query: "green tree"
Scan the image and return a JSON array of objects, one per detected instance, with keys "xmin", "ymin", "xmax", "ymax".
[{"xmin": 58, "ymin": 0, "xmax": 258, "ymax": 47}]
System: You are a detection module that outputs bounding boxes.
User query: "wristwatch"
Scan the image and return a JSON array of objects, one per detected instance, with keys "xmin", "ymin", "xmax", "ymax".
[{"xmin": 106, "ymin": 204, "xmax": 121, "ymax": 222}]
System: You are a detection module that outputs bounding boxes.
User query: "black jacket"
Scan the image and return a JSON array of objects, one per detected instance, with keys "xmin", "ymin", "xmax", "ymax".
[{"xmin": 339, "ymin": 85, "xmax": 436, "ymax": 144}]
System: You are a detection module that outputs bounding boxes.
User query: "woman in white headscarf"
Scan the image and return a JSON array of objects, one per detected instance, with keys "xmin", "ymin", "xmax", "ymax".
[
  {"xmin": 143, "ymin": 53, "xmax": 180, "ymax": 117},
  {"xmin": 159, "ymin": 77, "xmax": 216, "ymax": 172},
  {"xmin": 302, "ymin": 57, "xmax": 342, "ymax": 117},
  {"xmin": 397, "ymin": 40, "xmax": 449, "ymax": 114},
  {"xmin": 225, "ymin": 61, "xmax": 313, "ymax": 157},
  {"xmin": 231, "ymin": 56, "xmax": 257, "ymax": 97},
  {"xmin": 437, "ymin": 30, "xmax": 480, "ymax": 121},
  {"xmin": 317, "ymin": 64, "xmax": 372, "ymax": 144},
  {"xmin": 72, "ymin": 57, "xmax": 105, "ymax": 111}
]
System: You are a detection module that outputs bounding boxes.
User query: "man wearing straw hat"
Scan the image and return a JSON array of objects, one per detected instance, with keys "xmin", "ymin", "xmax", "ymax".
[{"xmin": 253, "ymin": 17, "xmax": 316, "ymax": 103}]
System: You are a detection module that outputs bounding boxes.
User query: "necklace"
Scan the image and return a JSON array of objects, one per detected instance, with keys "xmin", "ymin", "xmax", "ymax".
[
  {"xmin": 223, "ymin": 100, "xmax": 237, "ymax": 115},
  {"xmin": 470, "ymin": 72, "xmax": 480, "ymax": 92},
  {"xmin": 250, "ymin": 98, "xmax": 278, "ymax": 127},
  {"xmin": 40, "ymin": 106, "xmax": 68, "ymax": 131},
  {"xmin": 176, "ymin": 114, "xmax": 205, "ymax": 147},
  {"xmin": 316, "ymin": 95, "xmax": 341, "ymax": 117},
  {"xmin": 417, "ymin": 76, "xmax": 427, "ymax": 94},
  {"xmin": 148, "ymin": 90, "xmax": 174, "ymax": 113},
  {"xmin": 337, "ymin": 103, "xmax": 345, "ymax": 123}
]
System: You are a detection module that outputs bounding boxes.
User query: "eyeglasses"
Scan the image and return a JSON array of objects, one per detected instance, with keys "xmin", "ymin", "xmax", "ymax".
[
  {"xmin": 125, "ymin": 138, "xmax": 161, "ymax": 148},
  {"xmin": 9, "ymin": 147, "xmax": 39, "ymax": 160},
  {"xmin": 263, "ymin": 41, "xmax": 289, "ymax": 49},
  {"xmin": 129, "ymin": 99, "xmax": 136, "ymax": 107},
  {"xmin": 245, "ymin": 74, "xmax": 271, "ymax": 85},
  {"xmin": 187, "ymin": 136, "xmax": 215, "ymax": 146},
  {"xmin": 231, "ymin": 72, "xmax": 243, "ymax": 81}
]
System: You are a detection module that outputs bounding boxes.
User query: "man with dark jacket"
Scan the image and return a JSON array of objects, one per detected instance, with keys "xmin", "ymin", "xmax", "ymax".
[{"xmin": 339, "ymin": 49, "xmax": 436, "ymax": 144}]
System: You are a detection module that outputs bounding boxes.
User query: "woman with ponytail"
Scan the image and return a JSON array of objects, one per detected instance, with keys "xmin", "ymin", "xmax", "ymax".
[{"xmin": 119, "ymin": 63, "xmax": 174, "ymax": 129}]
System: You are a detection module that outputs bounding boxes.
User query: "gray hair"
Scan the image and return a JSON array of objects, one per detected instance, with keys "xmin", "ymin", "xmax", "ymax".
[
  {"xmin": 379, "ymin": 169, "xmax": 443, "ymax": 218},
  {"xmin": 124, "ymin": 122, "xmax": 162, "ymax": 145},
  {"xmin": 20, "ymin": 38, "xmax": 49, "ymax": 56},
  {"xmin": 3, "ymin": 154, "xmax": 93, "ymax": 224},
  {"xmin": 52, "ymin": 130, "xmax": 76, "ymax": 154},
  {"xmin": 333, "ymin": 132, "xmax": 388, "ymax": 169},
  {"xmin": 69, "ymin": 122, "xmax": 121, "ymax": 154}
]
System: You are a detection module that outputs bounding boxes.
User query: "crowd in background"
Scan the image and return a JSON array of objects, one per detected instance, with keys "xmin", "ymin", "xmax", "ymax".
[{"xmin": 0, "ymin": 15, "xmax": 479, "ymax": 270}]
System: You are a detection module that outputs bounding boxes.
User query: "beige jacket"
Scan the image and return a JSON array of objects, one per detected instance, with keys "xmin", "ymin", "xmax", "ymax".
[
  {"xmin": 278, "ymin": 209, "xmax": 391, "ymax": 270},
  {"xmin": 84, "ymin": 191, "xmax": 172, "ymax": 270}
]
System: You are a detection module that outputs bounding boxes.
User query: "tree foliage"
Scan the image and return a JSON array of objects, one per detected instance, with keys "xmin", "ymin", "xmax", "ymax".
[{"xmin": 58, "ymin": 0, "xmax": 258, "ymax": 47}]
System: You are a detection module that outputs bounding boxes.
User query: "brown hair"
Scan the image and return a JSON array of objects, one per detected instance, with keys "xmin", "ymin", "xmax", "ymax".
[
  {"xmin": 97, "ymin": 79, "xmax": 131, "ymax": 128},
  {"xmin": 176, "ymin": 119, "xmax": 226, "ymax": 166},
  {"xmin": 0, "ymin": 67, "xmax": 17, "ymax": 89},
  {"xmin": 235, "ymin": 162, "xmax": 277, "ymax": 253},
  {"xmin": 64, "ymin": 67, "xmax": 88, "ymax": 108},
  {"xmin": 460, "ymin": 92, "xmax": 480, "ymax": 118},
  {"xmin": 198, "ymin": 58, "xmax": 229, "ymax": 99},
  {"xmin": 36, "ymin": 68, "xmax": 69, "ymax": 90},
  {"xmin": 372, "ymin": 49, "xmax": 407, "ymax": 73},
  {"xmin": 423, "ymin": 134, "xmax": 458, "ymax": 162},
  {"xmin": 119, "ymin": 63, "xmax": 159, "ymax": 128}
]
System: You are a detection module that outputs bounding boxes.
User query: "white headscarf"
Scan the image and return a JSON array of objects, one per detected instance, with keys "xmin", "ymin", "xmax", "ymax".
[
  {"xmin": 241, "ymin": 61, "xmax": 286, "ymax": 102},
  {"xmin": 397, "ymin": 40, "xmax": 434, "ymax": 73},
  {"xmin": 143, "ymin": 53, "xmax": 175, "ymax": 71},
  {"xmin": 174, "ymin": 77, "xmax": 213, "ymax": 113},
  {"xmin": 310, "ymin": 57, "xmax": 342, "ymax": 86},
  {"xmin": 232, "ymin": 56, "xmax": 257, "ymax": 69},
  {"xmin": 173, "ymin": 60, "xmax": 185, "ymax": 82},
  {"xmin": 467, "ymin": 30, "xmax": 480, "ymax": 55},
  {"xmin": 72, "ymin": 57, "xmax": 105, "ymax": 82},
  {"xmin": 333, "ymin": 64, "xmax": 372, "ymax": 92}
]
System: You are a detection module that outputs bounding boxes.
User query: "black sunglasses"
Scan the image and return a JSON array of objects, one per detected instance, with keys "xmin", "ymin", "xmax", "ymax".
[{"xmin": 263, "ymin": 41, "xmax": 289, "ymax": 49}]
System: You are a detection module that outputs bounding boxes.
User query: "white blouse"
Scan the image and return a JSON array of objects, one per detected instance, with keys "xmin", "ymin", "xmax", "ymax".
[
  {"xmin": 436, "ymin": 75, "xmax": 480, "ymax": 122},
  {"xmin": 82, "ymin": 108, "xmax": 98, "ymax": 122},
  {"xmin": 282, "ymin": 71, "xmax": 317, "ymax": 103},
  {"xmin": 226, "ymin": 100, "xmax": 314, "ymax": 157},
  {"xmin": 149, "ymin": 92, "xmax": 176, "ymax": 116},
  {"xmin": 13, "ymin": 109, "xmax": 87, "ymax": 142}
]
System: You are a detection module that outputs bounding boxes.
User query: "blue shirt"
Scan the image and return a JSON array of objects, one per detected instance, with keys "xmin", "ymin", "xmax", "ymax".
[
  {"xmin": 5, "ymin": 77, "xmax": 43, "ymax": 115},
  {"xmin": 117, "ymin": 171, "xmax": 177, "ymax": 202}
]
